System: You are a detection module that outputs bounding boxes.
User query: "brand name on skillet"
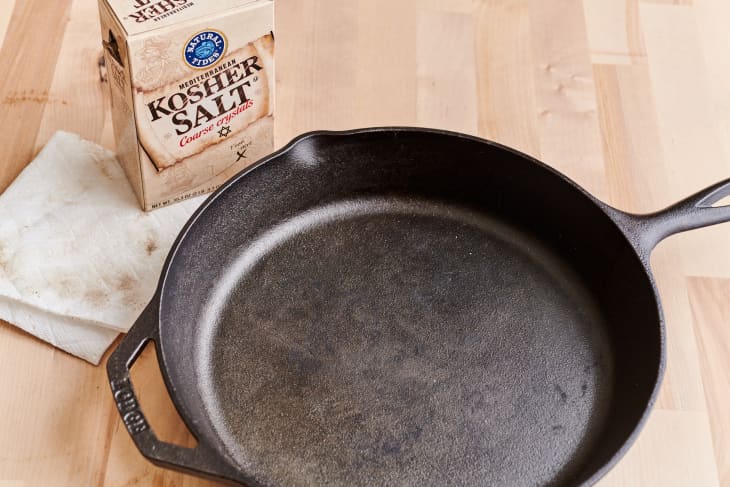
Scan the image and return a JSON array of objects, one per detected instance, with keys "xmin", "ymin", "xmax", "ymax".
[{"xmin": 111, "ymin": 377, "xmax": 149, "ymax": 435}]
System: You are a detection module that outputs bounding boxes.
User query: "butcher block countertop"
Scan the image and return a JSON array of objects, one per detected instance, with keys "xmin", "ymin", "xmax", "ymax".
[{"xmin": 1, "ymin": 1, "xmax": 730, "ymax": 485}]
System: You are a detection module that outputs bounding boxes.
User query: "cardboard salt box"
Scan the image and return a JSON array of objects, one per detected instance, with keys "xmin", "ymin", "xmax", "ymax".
[{"xmin": 99, "ymin": 0, "xmax": 274, "ymax": 210}]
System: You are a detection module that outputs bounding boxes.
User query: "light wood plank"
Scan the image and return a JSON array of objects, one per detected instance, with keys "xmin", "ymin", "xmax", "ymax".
[
  {"xmin": 416, "ymin": 8, "xmax": 479, "ymax": 134},
  {"xmin": 273, "ymin": 0, "xmax": 360, "ymax": 144},
  {"xmin": 528, "ymin": 0, "xmax": 607, "ymax": 199},
  {"xmin": 584, "ymin": 0, "xmax": 634, "ymax": 65},
  {"xmin": 355, "ymin": 0, "xmax": 418, "ymax": 128},
  {"xmin": 0, "ymin": 0, "xmax": 73, "ymax": 192},
  {"xmin": 687, "ymin": 277, "xmax": 730, "ymax": 486},
  {"xmin": 593, "ymin": 63, "xmax": 666, "ymax": 213},
  {"xmin": 600, "ymin": 410, "xmax": 719, "ymax": 486},
  {"xmin": 0, "ymin": 323, "xmax": 116, "ymax": 486},
  {"xmin": 639, "ymin": 2, "xmax": 730, "ymax": 192},
  {"xmin": 693, "ymin": 0, "xmax": 730, "ymax": 161},
  {"xmin": 475, "ymin": 0, "xmax": 540, "ymax": 157},
  {"xmin": 35, "ymin": 0, "xmax": 113, "ymax": 151}
]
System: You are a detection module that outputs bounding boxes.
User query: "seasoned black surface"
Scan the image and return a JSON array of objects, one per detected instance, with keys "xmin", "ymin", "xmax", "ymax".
[
  {"xmin": 148, "ymin": 129, "xmax": 665, "ymax": 486},
  {"xmin": 196, "ymin": 198, "xmax": 612, "ymax": 486}
]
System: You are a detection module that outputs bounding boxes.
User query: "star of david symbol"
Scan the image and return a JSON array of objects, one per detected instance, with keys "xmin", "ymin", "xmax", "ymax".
[{"xmin": 218, "ymin": 125, "xmax": 231, "ymax": 138}]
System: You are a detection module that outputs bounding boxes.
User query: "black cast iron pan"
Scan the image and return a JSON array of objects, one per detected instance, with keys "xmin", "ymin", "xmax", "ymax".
[{"xmin": 108, "ymin": 128, "xmax": 730, "ymax": 486}]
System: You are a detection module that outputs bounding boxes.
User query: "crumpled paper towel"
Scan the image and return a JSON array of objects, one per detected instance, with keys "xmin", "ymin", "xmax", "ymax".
[{"xmin": 0, "ymin": 131, "xmax": 205, "ymax": 364}]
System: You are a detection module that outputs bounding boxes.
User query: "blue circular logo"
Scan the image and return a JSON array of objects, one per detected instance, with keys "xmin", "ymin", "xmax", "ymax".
[{"xmin": 183, "ymin": 30, "xmax": 227, "ymax": 69}]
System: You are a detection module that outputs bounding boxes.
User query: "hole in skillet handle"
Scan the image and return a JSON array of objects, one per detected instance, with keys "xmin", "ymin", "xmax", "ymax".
[
  {"xmin": 697, "ymin": 178, "xmax": 730, "ymax": 208},
  {"xmin": 106, "ymin": 300, "xmax": 245, "ymax": 485},
  {"xmin": 708, "ymin": 194, "xmax": 730, "ymax": 208},
  {"xmin": 128, "ymin": 341, "xmax": 197, "ymax": 447}
]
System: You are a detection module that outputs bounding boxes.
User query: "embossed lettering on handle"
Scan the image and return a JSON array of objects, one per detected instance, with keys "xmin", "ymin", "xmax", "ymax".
[{"xmin": 111, "ymin": 377, "xmax": 149, "ymax": 435}]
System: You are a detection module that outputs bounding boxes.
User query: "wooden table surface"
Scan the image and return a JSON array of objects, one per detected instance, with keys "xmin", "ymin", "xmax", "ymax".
[{"xmin": 1, "ymin": 0, "xmax": 730, "ymax": 485}]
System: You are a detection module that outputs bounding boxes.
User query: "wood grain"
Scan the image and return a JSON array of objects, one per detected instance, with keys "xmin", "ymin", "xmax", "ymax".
[
  {"xmin": 1, "ymin": 0, "xmax": 729, "ymax": 485},
  {"xmin": 0, "ymin": 0, "xmax": 72, "ymax": 192},
  {"xmin": 688, "ymin": 278, "xmax": 730, "ymax": 486}
]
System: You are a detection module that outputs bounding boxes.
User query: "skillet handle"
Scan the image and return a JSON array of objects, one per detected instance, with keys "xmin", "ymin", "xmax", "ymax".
[
  {"xmin": 611, "ymin": 179, "xmax": 730, "ymax": 253},
  {"xmin": 106, "ymin": 301, "xmax": 243, "ymax": 483}
]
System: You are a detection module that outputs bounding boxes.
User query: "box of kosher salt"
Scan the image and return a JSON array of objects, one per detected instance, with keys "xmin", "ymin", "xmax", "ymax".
[{"xmin": 99, "ymin": 0, "xmax": 274, "ymax": 210}]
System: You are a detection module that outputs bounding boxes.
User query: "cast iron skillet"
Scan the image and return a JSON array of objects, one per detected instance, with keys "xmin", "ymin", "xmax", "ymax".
[{"xmin": 108, "ymin": 128, "xmax": 730, "ymax": 486}]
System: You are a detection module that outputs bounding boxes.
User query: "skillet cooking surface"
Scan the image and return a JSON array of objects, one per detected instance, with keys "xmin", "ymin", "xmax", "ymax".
[{"xmin": 195, "ymin": 196, "xmax": 613, "ymax": 486}]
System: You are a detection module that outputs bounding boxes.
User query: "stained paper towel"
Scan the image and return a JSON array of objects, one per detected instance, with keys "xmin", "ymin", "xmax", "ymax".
[{"xmin": 0, "ymin": 131, "xmax": 205, "ymax": 364}]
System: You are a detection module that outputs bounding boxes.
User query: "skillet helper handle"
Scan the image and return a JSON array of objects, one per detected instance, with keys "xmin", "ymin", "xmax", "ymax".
[
  {"xmin": 106, "ymin": 302, "xmax": 240, "ymax": 482},
  {"xmin": 616, "ymin": 179, "xmax": 730, "ymax": 252}
]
